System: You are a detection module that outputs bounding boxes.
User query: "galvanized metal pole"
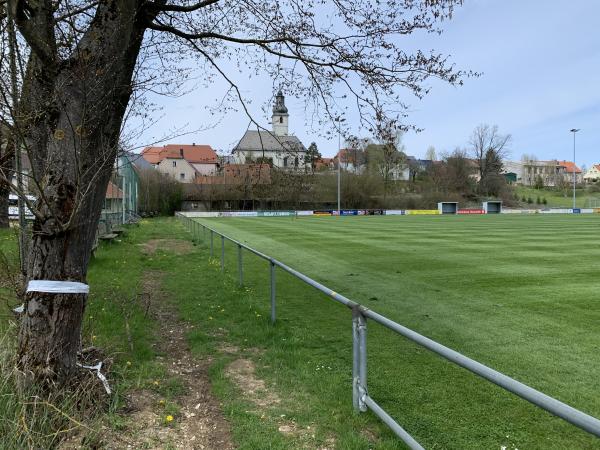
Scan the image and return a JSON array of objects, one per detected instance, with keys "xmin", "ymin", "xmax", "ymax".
[
  {"xmin": 337, "ymin": 129, "xmax": 341, "ymax": 215},
  {"xmin": 572, "ymin": 129, "xmax": 578, "ymax": 210},
  {"xmin": 122, "ymin": 173, "xmax": 126, "ymax": 225},
  {"xmin": 221, "ymin": 235, "xmax": 225, "ymax": 272},
  {"xmin": 352, "ymin": 309, "xmax": 360, "ymax": 412},
  {"xmin": 210, "ymin": 230, "xmax": 214, "ymax": 257},
  {"xmin": 270, "ymin": 261, "xmax": 276, "ymax": 324},
  {"xmin": 364, "ymin": 396, "xmax": 425, "ymax": 450},
  {"xmin": 358, "ymin": 312, "xmax": 368, "ymax": 412},
  {"xmin": 238, "ymin": 244, "xmax": 243, "ymax": 286}
]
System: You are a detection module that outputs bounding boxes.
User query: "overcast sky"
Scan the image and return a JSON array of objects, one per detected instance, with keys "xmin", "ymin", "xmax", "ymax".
[{"xmin": 132, "ymin": 0, "xmax": 599, "ymax": 168}]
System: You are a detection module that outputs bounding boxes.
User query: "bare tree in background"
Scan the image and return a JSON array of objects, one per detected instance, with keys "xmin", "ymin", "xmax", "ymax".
[
  {"xmin": 0, "ymin": 0, "xmax": 470, "ymax": 387},
  {"xmin": 0, "ymin": 124, "xmax": 13, "ymax": 227},
  {"xmin": 469, "ymin": 124, "xmax": 511, "ymax": 194},
  {"xmin": 367, "ymin": 123, "xmax": 407, "ymax": 203},
  {"xmin": 445, "ymin": 148, "xmax": 475, "ymax": 195},
  {"xmin": 425, "ymin": 145, "xmax": 437, "ymax": 161},
  {"xmin": 0, "ymin": 21, "xmax": 15, "ymax": 228},
  {"xmin": 344, "ymin": 136, "xmax": 369, "ymax": 174}
]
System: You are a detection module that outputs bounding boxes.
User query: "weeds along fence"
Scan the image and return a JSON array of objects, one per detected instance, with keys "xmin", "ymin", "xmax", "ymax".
[{"xmin": 176, "ymin": 213, "xmax": 600, "ymax": 448}]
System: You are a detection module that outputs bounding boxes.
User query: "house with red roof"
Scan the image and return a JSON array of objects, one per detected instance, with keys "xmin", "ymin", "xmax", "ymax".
[
  {"xmin": 333, "ymin": 148, "xmax": 367, "ymax": 174},
  {"xmin": 584, "ymin": 164, "xmax": 600, "ymax": 183},
  {"xmin": 141, "ymin": 144, "xmax": 219, "ymax": 183},
  {"xmin": 514, "ymin": 159, "xmax": 582, "ymax": 186},
  {"xmin": 557, "ymin": 160, "xmax": 583, "ymax": 184},
  {"xmin": 104, "ymin": 181, "xmax": 123, "ymax": 212}
]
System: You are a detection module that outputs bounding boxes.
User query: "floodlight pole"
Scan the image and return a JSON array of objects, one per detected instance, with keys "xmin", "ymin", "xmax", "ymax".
[
  {"xmin": 335, "ymin": 117, "xmax": 344, "ymax": 216},
  {"xmin": 337, "ymin": 129, "xmax": 341, "ymax": 215},
  {"xmin": 570, "ymin": 129, "xmax": 580, "ymax": 210}
]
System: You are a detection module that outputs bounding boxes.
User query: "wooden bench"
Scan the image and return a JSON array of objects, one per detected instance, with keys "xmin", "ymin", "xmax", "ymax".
[{"xmin": 99, "ymin": 233, "xmax": 118, "ymax": 241}]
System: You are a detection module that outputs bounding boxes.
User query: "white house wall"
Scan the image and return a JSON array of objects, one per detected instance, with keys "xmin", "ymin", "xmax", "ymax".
[
  {"xmin": 192, "ymin": 162, "xmax": 218, "ymax": 175},
  {"xmin": 158, "ymin": 158, "xmax": 197, "ymax": 183},
  {"xmin": 237, "ymin": 150, "xmax": 307, "ymax": 169}
]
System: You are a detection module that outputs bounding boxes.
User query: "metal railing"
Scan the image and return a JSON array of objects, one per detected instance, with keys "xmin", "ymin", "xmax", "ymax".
[{"xmin": 177, "ymin": 213, "xmax": 600, "ymax": 448}]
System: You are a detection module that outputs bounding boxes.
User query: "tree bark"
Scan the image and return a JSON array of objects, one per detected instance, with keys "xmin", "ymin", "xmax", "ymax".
[
  {"xmin": 14, "ymin": 0, "xmax": 149, "ymax": 384},
  {"xmin": 0, "ymin": 182, "xmax": 11, "ymax": 228}
]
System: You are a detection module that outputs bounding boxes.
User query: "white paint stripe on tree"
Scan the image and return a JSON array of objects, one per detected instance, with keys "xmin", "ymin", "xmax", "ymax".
[{"xmin": 26, "ymin": 280, "xmax": 90, "ymax": 294}]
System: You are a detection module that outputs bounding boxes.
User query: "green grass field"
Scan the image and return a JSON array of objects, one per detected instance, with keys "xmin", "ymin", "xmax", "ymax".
[
  {"xmin": 195, "ymin": 214, "xmax": 600, "ymax": 449},
  {"xmin": 514, "ymin": 185, "xmax": 600, "ymax": 208}
]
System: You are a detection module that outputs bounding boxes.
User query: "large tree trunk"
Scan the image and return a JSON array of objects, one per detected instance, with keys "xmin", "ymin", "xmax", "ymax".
[
  {"xmin": 0, "ymin": 163, "xmax": 11, "ymax": 228},
  {"xmin": 0, "ymin": 182, "xmax": 12, "ymax": 228},
  {"xmin": 13, "ymin": 0, "xmax": 149, "ymax": 384}
]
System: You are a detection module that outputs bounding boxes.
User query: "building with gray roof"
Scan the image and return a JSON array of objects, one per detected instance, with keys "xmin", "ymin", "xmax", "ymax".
[{"xmin": 232, "ymin": 91, "xmax": 307, "ymax": 170}]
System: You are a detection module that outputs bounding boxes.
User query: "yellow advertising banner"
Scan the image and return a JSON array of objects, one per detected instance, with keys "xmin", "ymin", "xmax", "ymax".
[
  {"xmin": 594, "ymin": 208, "xmax": 600, "ymax": 214},
  {"xmin": 406, "ymin": 210, "xmax": 440, "ymax": 215}
]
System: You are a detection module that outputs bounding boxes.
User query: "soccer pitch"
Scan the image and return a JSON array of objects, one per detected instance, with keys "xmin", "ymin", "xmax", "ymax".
[{"xmin": 199, "ymin": 214, "xmax": 600, "ymax": 449}]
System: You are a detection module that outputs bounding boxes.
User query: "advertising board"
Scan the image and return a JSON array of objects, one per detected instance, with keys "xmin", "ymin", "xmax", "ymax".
[
  {"xmin": 406, "ymin": 210, "xmax": 440, "ymax": 215},
  {"xmin": 458, "ymin": 209, "xmax": 485, "ymax": 214}
]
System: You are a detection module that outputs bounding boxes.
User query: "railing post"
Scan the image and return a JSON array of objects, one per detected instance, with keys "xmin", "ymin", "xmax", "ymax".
[
  {"xmin": 238, "ymin": 244, "xmax": 243, "ymax": 286},
  {"xmin": 353, "ymin": 306, "xmax": 367, "ymax": 413},
  {"xmin": 352, "ymin": 309, "xmax": 360, "ymax": 412},
  {"xmin": 210, "ymin": 230, "xmax": 214, "ymax": 257},
  {"xmin": 203, "ymin": 225, "xmax": 206, "ymax": 242},
  {"xmin": 270, "ymin": 260, "xmax": 276, "ymax": 324},
  {"xmin": 221, "ymin": 236, "xmax": 225, "ymax": 272},
  {"xmin": 221, "ymin": 235, "xmax": 225, "ymax": 272},
  {"xmin": 358, "ymin": 312, "xmax": 368, "ymax": 412}
]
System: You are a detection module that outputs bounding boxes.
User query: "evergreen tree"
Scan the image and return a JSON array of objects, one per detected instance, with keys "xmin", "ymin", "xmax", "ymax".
[{"xmin": 305, "ymin": 142, "xmax": 322, "ymax": 172}]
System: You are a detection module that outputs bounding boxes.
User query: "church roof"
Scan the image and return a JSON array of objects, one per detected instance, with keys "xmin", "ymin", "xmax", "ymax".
[{"xmin": 233, "ymin": 130, "xmax": 307, "ymax": 153}]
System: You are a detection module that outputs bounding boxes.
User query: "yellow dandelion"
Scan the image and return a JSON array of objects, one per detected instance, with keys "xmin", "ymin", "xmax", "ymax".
[
  {"xmin": 165, "ymin": 415, "xmax": 174, "ymax": 423},
  {"xmin": 126, "ymin": 361, "xmax": 132, "ymax": 366},
  {"xmin": 153, "ymin": 380, "xmax": 159, "ymax": 386}
]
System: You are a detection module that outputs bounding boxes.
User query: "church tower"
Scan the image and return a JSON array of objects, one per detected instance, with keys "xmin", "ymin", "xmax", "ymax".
[{"xmin": 272, "ymin": 90, "xmax": 289, "ymax": 136}]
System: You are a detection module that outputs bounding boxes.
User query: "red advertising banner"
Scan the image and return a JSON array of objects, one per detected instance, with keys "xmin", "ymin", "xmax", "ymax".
[{"xmin": 458, "ymin": 209, "xmax": 485, "ymax": 214}]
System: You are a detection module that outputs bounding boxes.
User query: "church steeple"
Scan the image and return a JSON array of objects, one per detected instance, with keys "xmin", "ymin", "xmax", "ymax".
[{"xmin": 272, "ymin": 90, "xmax": 289, "ymax": 136}]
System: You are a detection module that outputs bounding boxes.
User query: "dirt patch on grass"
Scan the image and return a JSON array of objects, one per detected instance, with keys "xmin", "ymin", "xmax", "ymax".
[
  {"xmin": 102, "ymin": 270, "xmax": 234, "ymax": 449},
  {"xmin": 276, "ymin": 420, "xmax": 336, "ymax": 449},
  {"xmin": 225, "ymin": 358, "xmax": 280, "ymax": 408},
  {"xmin": 141, "ymin": 239, "xmax": 193, "ymax": 255},
  {"xmin": 217, "ymin": 343, "xmax": 240, "ymax": 354}
]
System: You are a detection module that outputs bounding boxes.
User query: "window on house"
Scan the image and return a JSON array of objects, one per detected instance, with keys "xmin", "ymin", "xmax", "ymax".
[
  {"xmin": 180, "ymin": 173, "xmax": 185, "ymax": 180},
  {"xmin": 283, "ymin": 157, "xmax": 288, "ymax": 167},
  {"xmin": 173, "ymin": 161, "xmax": 177, "ymax": 167},
  {"xmin": 279, "ymin": 117, "xmax": 283, "ymax": 123},
  {"xmin": 294, "ymin": 157, "xmax": 298, "ymax": 167}
]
